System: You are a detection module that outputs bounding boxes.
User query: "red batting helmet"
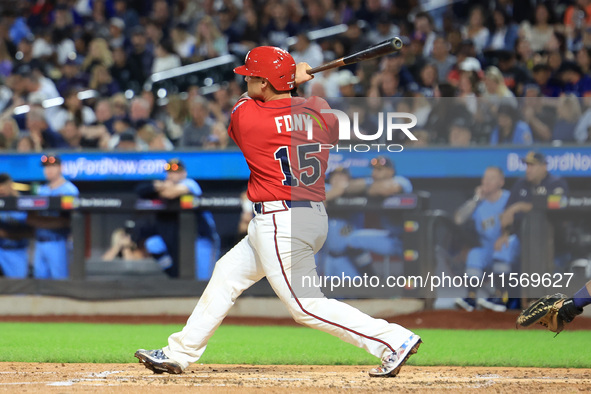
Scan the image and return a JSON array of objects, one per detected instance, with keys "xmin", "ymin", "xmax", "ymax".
[{"xmin": 234, "ymin": 46, "xmax": 296, "ymax": 91}]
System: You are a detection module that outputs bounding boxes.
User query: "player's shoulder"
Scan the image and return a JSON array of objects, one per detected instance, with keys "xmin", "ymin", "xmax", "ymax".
[
  {"xmin": 182, "ymin": 177, "xmax": 199, "ymax": 188},
  {"xmin": 64, "ymin": 181, "xmax": 79, "ymax": 194},
  {"xmin": 394, "ymin": 175, "xmax": 412, "ymax": 183},
  {"xmin": 545, "ymin": 173, "xmax": 568, "ymax": 191},
  {"xmin": 231, "ymin": 98, "xmax": 250, "ymax": 114},
  {"xmin": 231, "ymin": 96, "xmax": 258, "ymax": 114},
  {"xmin": 182, "ymin": 178, "xmax": 202, "ymax": 195},
  {"xmin": 545, "ymin": 173, "xmax": 564, "ymax": 183},
  {"xmin": 48, "ymin": 181, "xmax": 79, "ymax": 196},
  {"xmin": 303, "ymin": 95, "xmax": 331, "ymax": 110},
  {"xmin": 394, "ymin": 175, "xmax": 413, "ymax": 192}
]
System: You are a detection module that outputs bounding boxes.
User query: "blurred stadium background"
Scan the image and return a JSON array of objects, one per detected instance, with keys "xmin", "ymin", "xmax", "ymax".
[{"xmin": 0, "ymin": 0, "xmax": 591, "ymax": 319}]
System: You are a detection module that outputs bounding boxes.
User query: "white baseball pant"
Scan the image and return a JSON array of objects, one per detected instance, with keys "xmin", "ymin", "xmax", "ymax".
[{"xmin": 163, "ymin": 200, "xmax": 416, "ymax": 369}]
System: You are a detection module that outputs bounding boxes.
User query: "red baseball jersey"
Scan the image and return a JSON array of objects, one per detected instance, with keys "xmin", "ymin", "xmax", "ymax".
[{"xmin": 229, "ymin": 96, "xmax": 338, "ymax": 202}]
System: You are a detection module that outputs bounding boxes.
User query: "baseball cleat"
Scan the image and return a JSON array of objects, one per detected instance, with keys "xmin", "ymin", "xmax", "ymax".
[
  {"xmin": 369, "ymin": 334, "xmax": 421, "ymax": 377},
  {"xmin": 455, "ymin": 297, "xmax": 476, "ymax": 312},
  {"xmin": 135, "ymin": 349, "xmax": 183, "ymax": 374},
  {"xmin": 478, "ymin": 297, "xmax": 507, "ymax": 312}
]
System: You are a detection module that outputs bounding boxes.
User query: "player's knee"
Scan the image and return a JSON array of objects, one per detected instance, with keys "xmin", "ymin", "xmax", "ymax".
[{"xmin": 287, "ymin": 298, "xmax": 320, "ymax": 325}]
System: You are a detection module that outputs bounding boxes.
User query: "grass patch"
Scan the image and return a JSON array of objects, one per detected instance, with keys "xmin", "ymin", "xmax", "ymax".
[{"xmin": 1, "ymin": 323, "xmax": 590, "ymax": 368}]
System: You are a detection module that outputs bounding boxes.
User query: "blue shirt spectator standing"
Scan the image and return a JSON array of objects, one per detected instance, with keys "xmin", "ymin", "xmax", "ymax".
[{"xmin": 27, "ymin": 155, "xmax": 79, "ymax": 279}]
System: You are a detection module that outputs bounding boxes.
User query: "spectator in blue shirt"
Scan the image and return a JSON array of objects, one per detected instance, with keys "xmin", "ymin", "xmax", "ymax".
[
  {"xmin": 454, "ymin": 167, "xmax": 510, "ymax": 312},
  {"xmin": 490, "ymin": 103, "xmax": 533, "ymax": 145},
  {"xmin": 26, "ymin": 155, "xmax": 79, "ymax": 279}
]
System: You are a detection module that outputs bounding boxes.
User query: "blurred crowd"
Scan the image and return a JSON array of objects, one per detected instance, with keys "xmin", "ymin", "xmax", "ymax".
[{"xmin": 2, "ymin": 0, "xmax": 591, "ymax": 151}]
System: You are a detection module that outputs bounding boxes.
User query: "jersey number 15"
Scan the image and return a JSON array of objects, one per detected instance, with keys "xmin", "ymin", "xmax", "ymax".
[{"xmin": 274, "ymin": 144, "xmax": 321, "ymax": 187}]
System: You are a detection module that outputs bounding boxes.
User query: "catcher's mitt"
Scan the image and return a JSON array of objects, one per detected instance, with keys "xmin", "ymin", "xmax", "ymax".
[{"xmin": 516, "ymin": 293, "xmax": 582, "ymax": 334}]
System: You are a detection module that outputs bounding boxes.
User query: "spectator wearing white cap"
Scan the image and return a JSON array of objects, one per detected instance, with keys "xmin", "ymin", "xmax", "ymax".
[
  {"xmin": 113, "ymin": 0, "xmax": 140, "ymax": 36},
  {"xmin": 109, "ymin": 17, "xmax": 126, "ymax": 49},
  {"xmin": 337, "ymin": 69, "xmax": 360, "ymax": 98}
]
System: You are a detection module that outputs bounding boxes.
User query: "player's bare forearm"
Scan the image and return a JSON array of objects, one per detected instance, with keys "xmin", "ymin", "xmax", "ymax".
[
  {"xmin": 528, "ymin": 116, "xmax": 552, "ymax": 141},
  {"xmin": 367, "ymin": 180, "xmax": 402, "ymax": 197},
  {"xmin": 494, "ymin": 232, "xmax": 510, "ymax": 251},
  {"xmin": 101, "ymin": 245, "xmax": 122, "ymax": 261},
  {"xmin": 507, "ymin": 201, "xmax": 533, "ymax": 215},
  {"xmin": 344, "ymin": 178, "xmax": 368, "ymax": 195},
  {"xmin": 325, "ymin": 186, "xmax": 347, "ymax": 201},
  {"xmin": 454, "ymin": 198, "xmax": 479, "ymax": 225},
  {"xmin": 159, "ymin": 184, "xmax": 191, "ymax": 200}
]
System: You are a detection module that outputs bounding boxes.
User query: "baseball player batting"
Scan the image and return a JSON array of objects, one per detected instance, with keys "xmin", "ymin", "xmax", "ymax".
[{"xmin": 135, "ymin": 46, "xmax": 421, "ymax": 377}]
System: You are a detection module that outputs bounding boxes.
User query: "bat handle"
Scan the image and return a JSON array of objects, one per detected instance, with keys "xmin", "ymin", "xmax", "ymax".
[{"xmin": 306, "ymin": 59, "xmax": 345, "ymax": 75}]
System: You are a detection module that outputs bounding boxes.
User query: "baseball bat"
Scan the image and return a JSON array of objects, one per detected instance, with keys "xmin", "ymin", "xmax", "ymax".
[{"xmin": 306, "ymin": 37, "xmax": 403, "ymax": 75}]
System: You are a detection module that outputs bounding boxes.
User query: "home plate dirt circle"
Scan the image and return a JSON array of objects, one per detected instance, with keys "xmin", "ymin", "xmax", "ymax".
[{"xmin": 1, "ymin": 363, "xmax": 590, "ymax": 393}]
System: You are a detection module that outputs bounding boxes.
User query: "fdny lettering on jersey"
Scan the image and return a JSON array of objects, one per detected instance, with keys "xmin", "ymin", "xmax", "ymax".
[{"xmin": 274, "ymin": 114, "xmax": 312, "ymax": 133}]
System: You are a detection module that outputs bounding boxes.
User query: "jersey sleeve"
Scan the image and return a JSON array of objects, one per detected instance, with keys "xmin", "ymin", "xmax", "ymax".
[
  {"xmin": 66, "ymin": 183, "xmax": 80, "ymax": 196},
  {"xmin": 395, "ymin": 176, "xmax": 413, "ymax": 193},
  {"xmin": 228, "ymin": 97, "xmax": 251, "ymax": 144},
  {"xmin": 182, "ymin": 179, "xmax": 203, "ymax": 196}
]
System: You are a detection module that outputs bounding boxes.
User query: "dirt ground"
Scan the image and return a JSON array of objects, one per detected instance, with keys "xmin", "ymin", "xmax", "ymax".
[
  {"xmin": 1, "ymin": 311, "xmax": 591, "ymax": 392},
  {"xmin": 1, "ymin": 363, "xmax": 590, "ymax": 393}
]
